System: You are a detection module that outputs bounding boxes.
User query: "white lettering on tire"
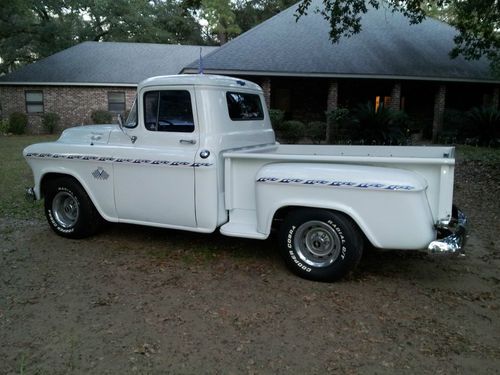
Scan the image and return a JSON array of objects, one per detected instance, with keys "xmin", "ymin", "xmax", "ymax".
[{"xmin": 287, "ymin": 225, "xmax": 313, "ymax": 272}]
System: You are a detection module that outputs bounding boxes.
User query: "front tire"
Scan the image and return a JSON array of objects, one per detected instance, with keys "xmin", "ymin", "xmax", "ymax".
[
  {"xmin": 44, "ymin": 177, "xmax": 102, "ymax": 239},
  {"xmin": 279, "ymin": 208, "xmax": 363, "ymax": 282}
]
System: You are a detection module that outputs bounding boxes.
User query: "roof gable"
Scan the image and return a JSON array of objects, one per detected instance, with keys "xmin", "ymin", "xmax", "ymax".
[
  {"xmin": 184, "ymin": 0, "xmax": 496, "ymax": 82},
  {"xmin": 0, "ymin": 42, "xmax": 218, "ymax": 85}
]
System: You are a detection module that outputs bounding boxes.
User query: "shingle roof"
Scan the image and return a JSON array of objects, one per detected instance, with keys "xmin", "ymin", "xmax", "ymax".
[
  {"xmin": 183, "ymin": 0, "xmax": 497, "ymax": 83},
  {"xmin": 0, "ymin": 42, "xmax": 218, "ymax": 85}
]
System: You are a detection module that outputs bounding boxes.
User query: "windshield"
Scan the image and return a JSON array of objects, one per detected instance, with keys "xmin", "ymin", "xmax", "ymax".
[{"xmin": 124, "ymin": 96, "xmax": 138, "ymax": 128}]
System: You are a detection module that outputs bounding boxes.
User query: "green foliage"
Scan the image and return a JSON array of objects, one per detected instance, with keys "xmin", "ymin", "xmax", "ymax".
[
  {"xmin": 0, "ymin": 119, "xmax": 10, "ymax": 134},
  {"xmin": 91, "ymin": 110, "xmax": 113, "ymax": 124},
  {"xmin": 466, "ymin": 106, "xmax": 500, "ymax": 147},
  {"xmin": 201, "ymin": 0, "xmax": 241, "ymax": 44},
  {"xmin": 269, "ymin": 108, "xmax": 285, "ymax": 131},
  {"xmin": 8, "ymin": 112, "xmax": 28, "ymax": 135},
  {"xmin": 234, "ymin": 0, "xmax": 298, "ymax": 33},
  {"xmin": 326, "ymin": 107, "xmax": 350, "ymax": 143},
  {"xmin": 308, "ymin": 121, "xmax": 326, "ymax": 144},
  {"xmin": 296, "ymin": 0, "xmax": 500, "ymax": 77},
  {"xmin": 441, "ymin": 109, "xmax": 466, "ymax": 143},
  {"xmin": 440, "ymin": 107, "xmax": 499, "ymax": 146},
  {"xmin": 450, "ymin": 0, "xmax": 500, "ymax": 76},
  {"xmin": 350, "ymin": 103, "xmax": 408, "ymax": 145},
  {"xmin": 326, "ymin": 103, "xmax": 410, "ymax": 145},
  {"xmin": 0, "ymin": 0, "xmax": 204, "ymax": 74},
  {"xmin": 42, "ymin": 112, "xmax": 60, "ymax": 134},
  {"xmin": 456, "ymin": 145, "xmax": 500, "ymax": 165},
  {"xmin": 0, "ymin": 135, "xmax": 57, "ymax": 219},
  {"xmin": 280, "ymin": 120, "xmax": 305, "ymax": 143},
  {"xmin": 0, "ymin": 0, "xmax": 300, "ymax": 72}
]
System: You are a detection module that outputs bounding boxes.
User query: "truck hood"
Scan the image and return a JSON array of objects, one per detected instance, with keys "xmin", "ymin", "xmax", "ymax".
[{"xmin": 57, "ymin": 124, "xmax": 117, "ymax": 145}]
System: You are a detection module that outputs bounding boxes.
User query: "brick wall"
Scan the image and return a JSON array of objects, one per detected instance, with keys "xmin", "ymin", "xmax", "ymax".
[
  {"xmin": 0, "ymin": 85, "xmax": 136, "ymax": 134},
  {"xmin": 432, "ymin": 84, "xmax": 447, "ymax": 142},
  {"xmin": 259, "ymin": 78, "xmax": 271, "ymax": 109}
]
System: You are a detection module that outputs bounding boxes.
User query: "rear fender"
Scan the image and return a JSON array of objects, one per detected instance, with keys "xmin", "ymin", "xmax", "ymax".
[{"xmin": 255, "ymin": 163, "xmax": 436, "ymax": 250}]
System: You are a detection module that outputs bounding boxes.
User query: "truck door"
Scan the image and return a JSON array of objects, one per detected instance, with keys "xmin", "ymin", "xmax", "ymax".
[{"xmin": 113, "ymin": 87, "xmax": 199, "ymax": 227}]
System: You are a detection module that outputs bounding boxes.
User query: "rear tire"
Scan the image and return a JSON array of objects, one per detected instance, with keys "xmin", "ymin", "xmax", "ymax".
[
  {"xmin": 279, "ymin": 208, "xmax": 363, "ymax": 282},
  {"xmin": 44, "ymin": 177, "xmax": 102, "ymax": 239}
]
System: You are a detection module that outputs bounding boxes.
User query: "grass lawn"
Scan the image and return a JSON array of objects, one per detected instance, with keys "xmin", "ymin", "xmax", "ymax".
[
  {"xmin": 455, "ymin": 144, "xmax": 500, "ymax": 163},
  {"xmin": 0, "ymin": 134, "xmax": 498, "ymax": 220},
  {"xmin": 0, "ymin": 135, "xmax": 57, "ymax": 219}
]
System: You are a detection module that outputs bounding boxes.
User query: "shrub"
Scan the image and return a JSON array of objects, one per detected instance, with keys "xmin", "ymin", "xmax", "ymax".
[
  {"xmin": 91, "ymin": 110, "xmax": 113, "ymax": 124},
  {"xmin": 350, "ymin": 103, "xmax": 407, "ymax": 145},
  {"xmin": 42, "ymin": 112, "xmax": 60, "ymax": 134},
  {"xmin": 308, "ymin": 121, "xmax": 327, "ymax": 144},
  {"xmin": 8, "ymin": 112, "xmax": 28, "ymax": 135},
  {"xmin": 280, "ymin": 120, "xmax": 305, "ymax": 143},
  {"xmin": 0, "ymin": 119, "xmax": 9, "ymax": 135},
  {"xmin": 326, "ymin": 108, "xmax": 351, "ymax": 144},
  {"xmin": 269, "ymin": 109, "xmax": 285, "ymax": 131},
  {"xmin": 440, "ymin": 109, "xmax": 467, "ymax": 143},
  {"xmin": 466, "ymin": 106, "xmax": 500, "ymax": 147}
]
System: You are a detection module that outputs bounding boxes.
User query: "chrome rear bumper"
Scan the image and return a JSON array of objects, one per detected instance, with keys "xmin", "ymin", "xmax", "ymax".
[{"xmin": 427, "ymin": 207, "xmax": 468, "ymax": 256}]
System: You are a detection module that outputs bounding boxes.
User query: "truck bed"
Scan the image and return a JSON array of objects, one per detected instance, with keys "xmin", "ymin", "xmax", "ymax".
[{"xmin": 222, "ymin": 144, "xmax": 455, "ymax": 239}]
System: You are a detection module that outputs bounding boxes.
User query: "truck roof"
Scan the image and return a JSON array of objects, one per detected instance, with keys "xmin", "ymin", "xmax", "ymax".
[{"xmin": 139, "ymin": 74, "xmax": 262, "ymax": 92}]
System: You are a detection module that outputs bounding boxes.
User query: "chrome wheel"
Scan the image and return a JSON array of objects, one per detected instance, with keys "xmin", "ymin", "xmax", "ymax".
[
  {"xmin": 294, "ymin": 220, "xmax": 341, "ymax": 268},
  {"xmin": 52, "ymin": 191, "xmax": 79, "ymax": 228}
]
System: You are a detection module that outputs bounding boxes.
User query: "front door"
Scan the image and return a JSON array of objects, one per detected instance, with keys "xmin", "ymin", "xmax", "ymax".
[{"xmin": 113, "ymin": 87, "xmax": 199, "ymax": 227}]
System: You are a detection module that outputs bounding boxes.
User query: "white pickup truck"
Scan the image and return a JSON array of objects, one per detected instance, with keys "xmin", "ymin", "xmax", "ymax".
[{"xmin": 24, "ymin": 74, "xmax": 467, "ymax": 281}]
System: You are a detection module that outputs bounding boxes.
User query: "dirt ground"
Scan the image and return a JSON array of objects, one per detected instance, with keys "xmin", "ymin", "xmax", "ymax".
[{"xmin": 1, "ymin": 159, "xmax": 499, "ymax": 374}]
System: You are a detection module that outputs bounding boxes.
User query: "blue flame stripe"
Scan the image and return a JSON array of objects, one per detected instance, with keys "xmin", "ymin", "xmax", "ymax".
[
  {"xmin": 25, "ymin": 153, "xmax": 212, "ymax": 168},
  {"xmin": 256, "ymin": 177, "xmax": 415, "ymax": 191}
]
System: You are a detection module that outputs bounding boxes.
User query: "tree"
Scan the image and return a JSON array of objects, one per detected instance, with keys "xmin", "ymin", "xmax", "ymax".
[
  {"xmin": 200, "ymin": 0, "xmax": 241, "ymax": 44},
  {"xmin": 0, "ymin": 0, "xmax": 80, "ymax": 73},
  {"xmin": 0, "ymin": 0, "xmax": 204, "ymax": 74},
  {"xmin": 296, "ymin": 0, "xmax": 500, "ymax": 76},
  {"xmin": 233, "ymin": 0, "xmax": 297, "ymax": 33}
]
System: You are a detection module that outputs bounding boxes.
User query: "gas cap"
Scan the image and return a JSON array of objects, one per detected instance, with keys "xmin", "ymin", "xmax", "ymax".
[{"xmin": 200, "ymin": 150, "xmax": 210, "ymax": 159}]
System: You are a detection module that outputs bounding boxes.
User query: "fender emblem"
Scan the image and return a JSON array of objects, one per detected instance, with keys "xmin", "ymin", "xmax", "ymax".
[{"xmin": 92, "ymin": 167, "xmax": 109, "ymax": 180}]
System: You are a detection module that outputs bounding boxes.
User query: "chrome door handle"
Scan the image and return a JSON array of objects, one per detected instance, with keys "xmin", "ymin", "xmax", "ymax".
[{"xmin": 180, "ymin": 139, "xmax": 197, "ymax": 145}]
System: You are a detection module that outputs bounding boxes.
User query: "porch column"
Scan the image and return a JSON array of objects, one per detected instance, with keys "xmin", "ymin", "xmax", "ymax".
[
  {"xmin": 389, "ymin": 81, "xmax": 402, "ymax": 111},
  {"xmin": 432, "ymin": 84, "xmax": 446, "ymax": 143},
  {"xmin": 260, "ymin": 78, "xmax": 271, "ymax": 109},
  {"xmin": 492, "ymin": 87, "xmax": 499, "ymax": 110},
  {"xmin": 326, "ymin": 80, "xmax": 339, "ymax": 143}
]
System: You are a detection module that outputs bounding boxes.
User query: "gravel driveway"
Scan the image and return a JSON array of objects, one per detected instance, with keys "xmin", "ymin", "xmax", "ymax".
[{"xmin": 1, "ymin": 157, "xmax": 499, "ymax": 374}]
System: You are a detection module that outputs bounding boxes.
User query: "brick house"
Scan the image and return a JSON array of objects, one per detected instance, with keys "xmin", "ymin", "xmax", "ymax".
[
  {"xmin": 0, "ymin": 42, "xmax": 218, "ymax": 133},
  {"xmin": 2, "ymin": 1, "xmax": 499, "ymax": 139},
  {"xmin": 182, "ymin": 0, "xmax": 500, "ymax": 141}
]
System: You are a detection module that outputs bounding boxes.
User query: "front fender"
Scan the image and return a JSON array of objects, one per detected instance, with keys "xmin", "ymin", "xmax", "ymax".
[
  {"xmin": 255, "ymin": 163, "xmax": 436, "ymax": 250},
  {"xmin": 35, "ymin": 166, "xmax": 118, "ymax": 222},
  {"xmin": 23, "ymin": 141, "xmax": 118, "ymax": 221}
]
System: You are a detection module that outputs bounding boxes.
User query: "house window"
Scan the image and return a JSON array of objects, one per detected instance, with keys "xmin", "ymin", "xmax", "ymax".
[
  {"xmin": 25, "ymin": 91, "xmax": 44, "ymax": 113},
  {"xmin": 108, "ymin": 92, "xmax": 126, "ymax": 113},
  {"xmin": 226, "ymin": 92, "xmax": 264, "ymax": 121},
  {"xmin": 375, "ymin": 95, "xmax": 391, "ymax": 111},
  {"xmin": 143, "ymin": 90, "xmax": 194, "ymax": 133}
]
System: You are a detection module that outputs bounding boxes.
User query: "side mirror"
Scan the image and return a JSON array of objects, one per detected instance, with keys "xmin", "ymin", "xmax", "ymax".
[{"xmin": 117, "ymin": 113, "xmax": 137, "ymax": 144}]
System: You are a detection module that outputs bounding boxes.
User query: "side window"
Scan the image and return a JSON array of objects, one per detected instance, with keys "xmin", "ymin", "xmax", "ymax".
[
  {"xmin": 124, "ymin": 96, "xmax": 138, "ymax": 128},
  {"xmin": 143, "ymin": 90, "xmax": 194, "ymax": 133},
  {"xmin": 144, "ymin": 91, "xmax": 159, "ymax": 130},
  {"xmin": 226, "ymin": 92, "xmax": 264, "ymax": 121}
]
